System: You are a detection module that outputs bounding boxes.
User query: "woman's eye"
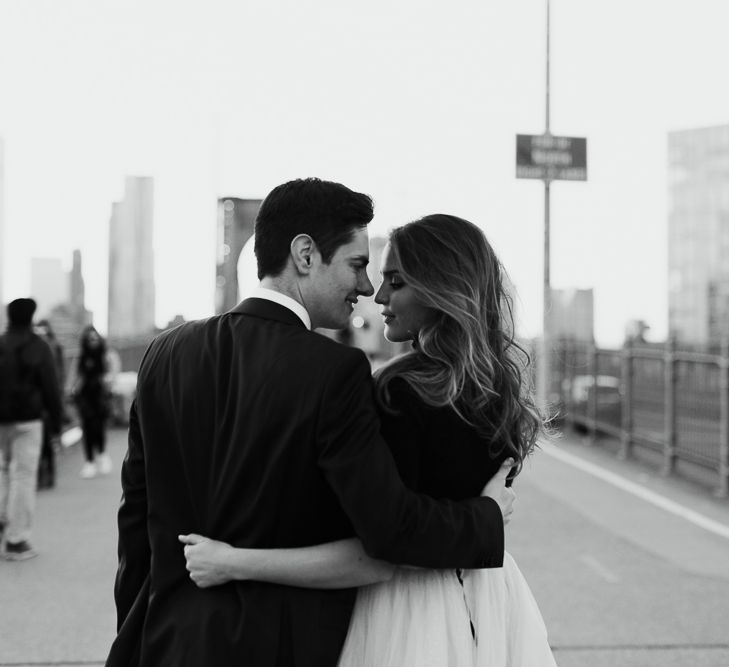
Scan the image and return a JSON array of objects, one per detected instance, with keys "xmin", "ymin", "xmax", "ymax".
[{"xmin": 390, "ymin": 280, "xmax": 404, "ymax": 289}]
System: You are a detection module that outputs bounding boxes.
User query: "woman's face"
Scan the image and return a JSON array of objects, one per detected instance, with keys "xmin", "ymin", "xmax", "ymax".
[
  {"xmin": 86, "ymin": 330, "xmax": 101, "ymax": 347},
  {"xmin": 374, "ymin": 243, "xmax": 434, "ymax": 343}
]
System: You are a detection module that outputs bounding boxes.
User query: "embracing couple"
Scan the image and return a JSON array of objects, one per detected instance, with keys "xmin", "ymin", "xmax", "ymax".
[{"xmin": 106, "ymin": 178, "xmax": 557, "ymax": 666}]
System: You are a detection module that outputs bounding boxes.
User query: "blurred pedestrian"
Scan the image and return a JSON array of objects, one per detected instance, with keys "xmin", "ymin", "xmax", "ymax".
[
  {"xmin": 34, "ymin": 319, "xmax": 65, "ymax": 489},
  {"xmin": 73, "ymin": 326, "xmax": 112, "ymax": 479},
  {"xmin": 0, "ymin": 298, "xmax": 63, "ymax": 561}
]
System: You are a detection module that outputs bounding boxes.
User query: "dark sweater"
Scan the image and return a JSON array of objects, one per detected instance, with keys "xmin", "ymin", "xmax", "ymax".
[
  {"xmin": 380, "ymin": 378, "xmax": 510, "ymax": 500},
  {"xmin": 0, "ymin": 326, "xmax": 63, "ymax": 433}
]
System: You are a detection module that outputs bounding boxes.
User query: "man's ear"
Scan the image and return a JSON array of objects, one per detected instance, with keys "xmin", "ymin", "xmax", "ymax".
[{"xmin": 290, "ymin": 234, "xmax": 316, "ymax": 274}]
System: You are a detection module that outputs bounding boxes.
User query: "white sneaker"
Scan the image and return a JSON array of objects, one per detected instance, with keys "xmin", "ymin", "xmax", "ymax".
[
  {"xmin": 80, "ymin": 462, "xmax": 97, "ymax": 479},
  {"xmin": 96, "ymin": 453, "xmax": 113, "ymax": 475}
]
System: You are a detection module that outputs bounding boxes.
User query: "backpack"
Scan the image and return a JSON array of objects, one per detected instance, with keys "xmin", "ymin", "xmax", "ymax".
[{"xmin": 0, "ymin": 334, "xmax": 36, "ymax": 421}]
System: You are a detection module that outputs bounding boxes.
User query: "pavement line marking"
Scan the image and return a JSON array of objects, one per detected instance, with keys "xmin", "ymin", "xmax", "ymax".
[
  {"xmin": 551, "ymin": 642, "xmax": 729, "ymax": 652},
  {"xmin": 578, "ymin": 554, "xmax": 621, "ymax": 583},
  {"xmin": 540, "ymin": 441, "xmax": 729, "ymax": 541}
]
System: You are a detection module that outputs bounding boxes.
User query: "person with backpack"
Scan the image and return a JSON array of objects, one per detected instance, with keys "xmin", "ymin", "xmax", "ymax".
[{"xmin": 0, "ymin": 298, "xmax": 63, "ymax": 561}]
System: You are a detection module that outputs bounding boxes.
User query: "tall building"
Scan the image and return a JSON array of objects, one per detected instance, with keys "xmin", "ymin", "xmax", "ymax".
[
  {"xmin": 215, "ymin": 197, "xmax": 261, "ymax": 314},
  {"xmin": 0, "ymin": 138, "xmax": 5, "ymax": 330},
  {"xmin": 108, "ymin": 176, "xmax": 156, "ymax": 338},
  {"xmin": 31, "ymin": 257, "xmax": 67, "ymax": 318},
  {"xmin": 69, "ymin": 249, "xmax": 86, "ymax": 318},
  {"xmin": 549, "ymin": 288, "xmax": 594, "ymax": 343},
  {"xmin": 36, "ymin": 250, "xmax": 92, "ymax": 364},
  {"xmin": 62, "ymin": 248, "xmax": 92, "ymax": 329},
  {"xmin": 668, "ymin": 124, "xmax": 729, "ymax": 345}
]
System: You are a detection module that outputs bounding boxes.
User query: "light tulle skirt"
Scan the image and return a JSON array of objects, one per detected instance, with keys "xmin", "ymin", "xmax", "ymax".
[{"xmin": 337, "ymin": 552, "xmax": 558, "ymax": 667}]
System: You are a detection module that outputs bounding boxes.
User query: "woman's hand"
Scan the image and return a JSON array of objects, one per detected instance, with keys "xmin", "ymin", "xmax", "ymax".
[
  {"xmin": 178, "ymin": 535, "xmax": 395, "ymax": 589},
  {"xmin": 178, "ymin": 533, "xmax": 237, "ymax": 588}
]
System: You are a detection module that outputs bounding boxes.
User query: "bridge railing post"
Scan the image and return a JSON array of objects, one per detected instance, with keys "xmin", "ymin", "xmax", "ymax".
[
  {"xmin": 716, "ymin": 337, "xmax": 729, "ymax": 498},
  {"xmin": 662, "ymin": 335, "xmax": 677, "ymax": 476},
  {"xmin": 619, "ymin": 337, "xmax": 633, "ymax": 460}
]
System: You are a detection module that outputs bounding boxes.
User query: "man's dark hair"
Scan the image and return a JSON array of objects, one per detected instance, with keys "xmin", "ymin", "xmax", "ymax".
[
  {"xmin": 7, "ymin": 298, "xmax": 37, "ymax": 327},
  {"xmin": 254, "ymin": 178, "xmax": 374, "ymax": 280}
]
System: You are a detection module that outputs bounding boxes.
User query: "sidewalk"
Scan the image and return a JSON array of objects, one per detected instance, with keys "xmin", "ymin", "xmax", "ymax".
[
  {"xmin": 2, "ymin": 427, "xmax": 729, "ymax": 666},
  {"xmin": 552, "ymin": 428, "xmax": 729, "ymax": 523},
  {"xmin": 513, "ymin": 429, "xmax": 729, "ymax": 667},
  {"xmin": 0, "ymin": 429, "xmax": 127, "ymax": 667}
]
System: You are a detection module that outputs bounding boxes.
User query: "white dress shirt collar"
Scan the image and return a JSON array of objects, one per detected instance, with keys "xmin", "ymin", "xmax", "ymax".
[{"xmin": 249, "ymin": 286, "xmax": 312, "ymax": 330}]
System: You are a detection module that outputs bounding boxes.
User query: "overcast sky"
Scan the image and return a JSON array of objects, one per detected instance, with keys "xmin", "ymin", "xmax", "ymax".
[{"xmin": 2, "ymin": 0, "xmax": 729, "ymax": 345}]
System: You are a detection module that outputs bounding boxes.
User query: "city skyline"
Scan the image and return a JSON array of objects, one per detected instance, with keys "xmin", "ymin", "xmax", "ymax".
[
  {"xmin": 2, "ymin": 1, "xmax": 729, "ymax": 345},
  {"xmin": 107, "ymin": 176, "xmax": 156, "ymax": 338}
]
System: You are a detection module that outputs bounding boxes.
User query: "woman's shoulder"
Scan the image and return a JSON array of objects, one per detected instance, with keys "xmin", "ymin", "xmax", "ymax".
[{"xmin": 380, "ymin": 375, "xmax": 422, "ymax": 411}]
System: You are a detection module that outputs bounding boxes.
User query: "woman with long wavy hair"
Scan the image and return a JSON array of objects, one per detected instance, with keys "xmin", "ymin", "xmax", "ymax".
[
  {"xmin": 74, "ymin": 326, "xmax": 112, "ymax": 479},
  {"xmin": 180, "ymin": 215, "xmax": 556, "ymax": 665}
]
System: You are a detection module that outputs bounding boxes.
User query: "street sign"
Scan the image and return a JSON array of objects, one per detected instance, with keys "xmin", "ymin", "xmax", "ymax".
[{"xmin": 516, "ymin": 134, "xmax": 587, "ymax": 181}]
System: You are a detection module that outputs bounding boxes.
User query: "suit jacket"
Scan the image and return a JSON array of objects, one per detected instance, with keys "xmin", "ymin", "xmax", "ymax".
[{"xmin": 107, "ymin": 298, "xmax": 504, "ymax": 667}]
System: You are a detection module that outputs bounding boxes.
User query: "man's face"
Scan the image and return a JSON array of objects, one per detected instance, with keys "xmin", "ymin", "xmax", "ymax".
[{"xmin": 305, "ymin": 227, "xmax": 374, "ymax": 330}]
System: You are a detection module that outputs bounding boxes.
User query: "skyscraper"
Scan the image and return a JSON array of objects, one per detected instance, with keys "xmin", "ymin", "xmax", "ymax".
[
  {"xmin": 215, "ymin": 197, "xmax": 261, "ymax": 314},
  {"xmin": 668, "ymin": 124, "xmax": 729, "ymax": 345},
  {"xmin": 69, "ymin": 248, "xmax": 86, "ymax": 319},
  {"xmin": 45, "ymin": 249, "xmax": 92, "ymax": 350},
  {"xmin": 108, "ymin": 176, "xmax": 156, "ymax": 338}
]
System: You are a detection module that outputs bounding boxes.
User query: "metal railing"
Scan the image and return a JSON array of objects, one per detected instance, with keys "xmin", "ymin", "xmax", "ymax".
[{"xmin": 553, "ymin": 338, "xmax": 729, "ymax": 498}]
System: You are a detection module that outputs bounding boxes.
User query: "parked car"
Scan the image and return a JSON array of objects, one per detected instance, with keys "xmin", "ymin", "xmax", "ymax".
[
  {"xmin": 564, "ymin": 374, "xmax": 620, "ymax": 403},
  {"xmin": 562, "ymin": 374, "xmax": 622, "ymax": 432}
]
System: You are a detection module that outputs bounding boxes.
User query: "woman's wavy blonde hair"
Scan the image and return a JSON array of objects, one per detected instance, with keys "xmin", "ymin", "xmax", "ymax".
[{"xmin": 374, "ymin": 214, "xmax": 543, "ymax": 473}]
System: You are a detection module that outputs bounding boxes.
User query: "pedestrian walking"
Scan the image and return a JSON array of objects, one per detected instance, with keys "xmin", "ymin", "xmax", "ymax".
[
  {"xmin": 73, "ymin": 326, "xmax": 112, "ymax": 479},
  {"xmin": 34, "ymin": 319, "xmax": 65, "ymax": 490},
  {"xmin": 0, "ymin": 298, "xmax": 63, "ymax": 561}
]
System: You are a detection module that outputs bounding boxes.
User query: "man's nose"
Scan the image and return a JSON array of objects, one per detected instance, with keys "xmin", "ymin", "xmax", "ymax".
[{"xmin": 358, "ymin": 273, "xmax": 374, "ymax": 297}]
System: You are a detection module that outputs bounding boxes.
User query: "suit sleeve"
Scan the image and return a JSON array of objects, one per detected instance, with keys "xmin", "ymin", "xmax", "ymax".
[
  {"xmin": 114, "ymin": 398, "xmax": 151, "ymax": 630},
  {"xmin": 316, "ymin": 348, "xmax": 504, "ymax": 569}
]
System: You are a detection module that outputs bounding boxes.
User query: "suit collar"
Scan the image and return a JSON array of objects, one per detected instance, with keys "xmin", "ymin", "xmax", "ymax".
[
  {"xmin": 249, "ymin": 286, "xmax": 311, "ymax": 329},
  {"xmin": 229, "ymin": 298, "xmax": 308, "ymax": 329}
]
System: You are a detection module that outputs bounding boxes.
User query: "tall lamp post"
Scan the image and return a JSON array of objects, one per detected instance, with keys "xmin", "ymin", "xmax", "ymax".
[
  {"xmin": 541, "ymin": 0, "xmax": 552, "ymax": 412},
  {"xmin": 515, "ymin": 0, "xmax": 587, "ymax": 411}
]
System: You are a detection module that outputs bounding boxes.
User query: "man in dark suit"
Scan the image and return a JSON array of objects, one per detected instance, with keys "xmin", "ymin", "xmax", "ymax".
[{"xmin": 107, "ymin": 178, "xmax": 513, "ymax": 666}]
